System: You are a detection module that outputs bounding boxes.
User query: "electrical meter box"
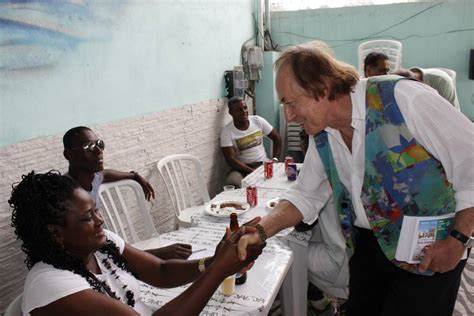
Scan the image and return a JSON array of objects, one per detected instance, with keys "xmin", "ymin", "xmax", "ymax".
[
  {"xmin": 245, "ymin": 46, "xmax": 264, "ymax": 80},
  {"xmin": 233, "ymin": 65, "xmax": 245, "ymax": 97},
  {"xmin": 224, "ymin": 66, "xmax": 247, "ymax": 98}
]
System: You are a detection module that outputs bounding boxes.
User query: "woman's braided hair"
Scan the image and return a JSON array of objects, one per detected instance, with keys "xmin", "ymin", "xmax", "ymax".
[{"xmin": 9, "ymin": 170, "xmax": 136, "ymax": 300}]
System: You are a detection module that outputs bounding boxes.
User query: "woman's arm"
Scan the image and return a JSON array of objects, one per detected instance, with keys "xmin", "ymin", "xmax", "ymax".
[
  {"xmin": 31, "ymin": 289, "xmax": 139, "ymax": 316},
  {"xmin": 123, "ymin": 243, "xmax": 214, "ymax": 288},
  {"xmin": 123, "ymin": 227, "xmax": 265, "ymax": 315},
  {"xmin": 151, "ymin": 228, "xmax": 266, "ymax": 316},
  {"xmin": 123, "ymin": 226, "xmax": 264, "ymax": 288}
]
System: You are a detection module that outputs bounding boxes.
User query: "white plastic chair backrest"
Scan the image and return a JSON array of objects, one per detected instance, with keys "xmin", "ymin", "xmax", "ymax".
[
  {"xmin": 98, "ymin": 180, "xmax": 157, "ymax": 244},
  {"xmin": 5, "ymin": 293, "xmax": 22, "ymax": 316},
  {"xmin": 287, "ymin": 122, "xmax": 302, "ymax": 152},
  {"xmin": 157, "ymin": 154, "xmax": 210, "ymax": 218},
  {"xmin": 279, "ymin": 104, "xmax": 302, "ymax": 154},
  {"xmin": 358, "ymin": 40, "xmax": 402, "ymax": 75}
]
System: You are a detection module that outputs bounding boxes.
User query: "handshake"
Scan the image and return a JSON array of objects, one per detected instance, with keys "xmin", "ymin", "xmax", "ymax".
[{"xmin": 211, "ymin": 217, "xmax": 268, "ymax": 278}]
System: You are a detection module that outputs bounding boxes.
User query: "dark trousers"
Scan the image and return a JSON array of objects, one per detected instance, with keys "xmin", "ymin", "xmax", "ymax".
[{"xmin": 347, "ymin": 228, "xmax": 467, "ymax": 316}]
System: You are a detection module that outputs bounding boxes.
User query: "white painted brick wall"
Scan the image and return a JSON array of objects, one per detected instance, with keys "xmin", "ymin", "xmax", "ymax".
[{"xmin": 0, "ymin": 98, "xmax": 232, "ymax": 312}]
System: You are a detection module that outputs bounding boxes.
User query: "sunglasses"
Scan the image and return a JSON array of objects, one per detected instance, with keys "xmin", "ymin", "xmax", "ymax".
[{"xmin": 70, "ymin": 139, "xmax": 105, "ymax": 153}]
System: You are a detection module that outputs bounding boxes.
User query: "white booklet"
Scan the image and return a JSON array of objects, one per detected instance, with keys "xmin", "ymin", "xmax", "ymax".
[{"xmin": 395, "ymin": 214, "xmax": 467, "ymax": 264}]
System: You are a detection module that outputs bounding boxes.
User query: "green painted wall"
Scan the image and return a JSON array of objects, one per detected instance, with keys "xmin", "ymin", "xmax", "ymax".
[
  {"xmin": 0, "ymin": 0, "xmax": 255, "ymax": 146},
  {"xmin": 256, "ymin": 51, "xmax": 281, "ymax": 130},
  {"xmin": 268, "ymin": 0, "xmax": 474, "ymax": 118},
  {"xmin": 256, "ymin": 51, "xmax": 281, "ymax": 157}
]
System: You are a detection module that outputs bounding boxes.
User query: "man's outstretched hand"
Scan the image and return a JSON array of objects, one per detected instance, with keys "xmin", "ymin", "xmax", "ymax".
[{"xmin": 237, "ymin": 229, "xmax": 262, "ymax": 261}]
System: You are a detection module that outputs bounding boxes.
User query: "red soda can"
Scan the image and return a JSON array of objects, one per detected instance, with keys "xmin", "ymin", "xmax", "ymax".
[
  {"xmin": 287, "ymin": 163, "xmax": 297, "ymax": 181},
  {"xmin": 284, "ymin": 156, "xmax": 294, "ymax": 173},
  {"xmin": 264, "ymin": 160, "xmax": 273, "ymax": 179},
  {"xmin": 246, "ymin": 185, "xmax": 258, "ymax": 206}
]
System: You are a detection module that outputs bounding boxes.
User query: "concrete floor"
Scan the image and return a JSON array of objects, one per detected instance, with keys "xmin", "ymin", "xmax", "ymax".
[{"xmin": 269, "ymin": 251, "xmax": 473, "ymax": 315}]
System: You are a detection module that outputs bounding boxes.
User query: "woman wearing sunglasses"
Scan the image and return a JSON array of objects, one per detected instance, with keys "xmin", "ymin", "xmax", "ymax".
[{"xmin": 10, "ymin": 170, "xmax": 265, "ymax": 315}]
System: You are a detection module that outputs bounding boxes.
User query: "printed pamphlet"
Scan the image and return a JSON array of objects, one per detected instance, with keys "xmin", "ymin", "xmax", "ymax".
[{"xmin": 395, "ymin": 214, "xmax": 467, "ymax": 264}]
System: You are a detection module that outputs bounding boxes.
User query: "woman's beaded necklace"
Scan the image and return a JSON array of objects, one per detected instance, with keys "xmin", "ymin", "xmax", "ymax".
[{"xmin": 98, "ymin": 257, "xmax": 136, "ymax": 307}]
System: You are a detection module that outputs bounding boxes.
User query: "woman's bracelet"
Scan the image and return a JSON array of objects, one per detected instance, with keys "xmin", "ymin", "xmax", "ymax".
[{"xmin": 198, "ymin": 257, "xmax": 206, "ymax": 272}]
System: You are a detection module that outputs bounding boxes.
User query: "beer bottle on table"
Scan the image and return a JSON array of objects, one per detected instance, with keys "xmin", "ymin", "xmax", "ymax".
[{"xmin": 230, "ymin": 213, "xmax": 247, "ymax": 285}]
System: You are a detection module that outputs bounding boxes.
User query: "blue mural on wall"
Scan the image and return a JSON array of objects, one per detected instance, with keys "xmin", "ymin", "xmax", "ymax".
[{"xmin": 0, "ymin": 0, "xmax": 125, "ymax": 72}]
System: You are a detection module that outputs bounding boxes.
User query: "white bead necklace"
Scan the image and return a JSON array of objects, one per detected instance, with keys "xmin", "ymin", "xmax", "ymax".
[{"xmin": 97, "ymin": 255, "xmax": 136, "ymax": 307}]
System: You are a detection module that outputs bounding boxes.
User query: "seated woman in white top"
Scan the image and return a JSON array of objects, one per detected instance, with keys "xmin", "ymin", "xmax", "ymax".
[{"xmin": 9, "ymin": 170, "xmax": 265, "ymax": 316}]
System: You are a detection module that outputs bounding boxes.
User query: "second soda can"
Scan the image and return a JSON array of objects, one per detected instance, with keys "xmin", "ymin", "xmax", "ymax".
[
  {"xmin": 287, "ymin": 163, "xmax": 298, "ymax": 181},
  {"xmin": 284, "ymin": 156, "xmax": 294, "ymax": 173},
  {"xmin": 246, "ymin": 185, "xmax": 258, "ymax": 206},
  {"xmin": 264, "ymin": 160, "xmax": 273, "ymax": 179}
]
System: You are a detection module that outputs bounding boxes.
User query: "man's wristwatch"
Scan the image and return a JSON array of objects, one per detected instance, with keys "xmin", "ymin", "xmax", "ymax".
[{"xmin": 450, "ymin": 229, "xmax": 474, "ymax": 248}]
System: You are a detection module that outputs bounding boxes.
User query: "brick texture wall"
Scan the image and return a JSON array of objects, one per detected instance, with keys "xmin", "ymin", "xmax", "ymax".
[{"xmin": 0, "ymin": 98, "xmax": 232, "ymax": 312}]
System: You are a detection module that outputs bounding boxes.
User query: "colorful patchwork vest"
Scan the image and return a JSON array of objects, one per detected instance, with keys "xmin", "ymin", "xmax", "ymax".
[{"xmin": 315, "ymin": 76, "xmax": 455, "ymax": 271}]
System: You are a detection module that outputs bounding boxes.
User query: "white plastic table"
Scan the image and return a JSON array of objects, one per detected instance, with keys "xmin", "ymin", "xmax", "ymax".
[
  {"xmin": 191, "ymin": 187, "xmax": 311, "ymax": 316},
  {"xmin": 242, "ymin": 163, "xmax": 311, "ymax": 315},
  {"xmin": 191, "ymin": 188, "xmax": 286, "ymax": 229},
  {"xmin": 241, "ymin": 162, "xmax": 301, "ymax": 190},
  {"xmin": 133, "ymin": 227, "xmax": 293, "ymax": 315}
]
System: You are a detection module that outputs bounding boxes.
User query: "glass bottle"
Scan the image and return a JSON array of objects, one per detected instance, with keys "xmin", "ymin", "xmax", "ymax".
[{"xmin": 230, "ymin": 213, "xmax": 247, "ymax": 285}]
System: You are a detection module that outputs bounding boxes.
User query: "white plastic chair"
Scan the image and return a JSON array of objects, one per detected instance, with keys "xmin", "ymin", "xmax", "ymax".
[
  {"xmin": 358, "ymin": 40, "xmax": 403, "ymax": 75},
  {"xmin": 287, "ymin": 123, "xmax": 302, "ymax": 152},
  {"xmin": 5, "ymin": 294, "xmax": 22, "ymax": 316},
  {"xmin": 98, "ymin": 180, "xmax": 158, "ymax": 243},
  {"xmin": 157, "ymin": 154, "xmax": 211, "ymax": 229}
]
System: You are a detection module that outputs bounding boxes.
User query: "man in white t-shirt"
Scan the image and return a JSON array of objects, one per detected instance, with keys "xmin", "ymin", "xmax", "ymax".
[
  {"xmin": 394, "ymin": 68, "xmax": 460, "ymax": 110},
  {"xmin": 410, "ymin": 67, "xmax": 460, "ymax": 110},
  {"xmin": 220, "ymin": 97, "xmax": 282, "ymax": 187}
]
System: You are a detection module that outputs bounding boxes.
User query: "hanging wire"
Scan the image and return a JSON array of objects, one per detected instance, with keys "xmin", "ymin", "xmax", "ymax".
[{"xmin": 270, "ymin": 0, "xmax": 466, "ymax": 50}]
